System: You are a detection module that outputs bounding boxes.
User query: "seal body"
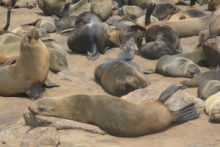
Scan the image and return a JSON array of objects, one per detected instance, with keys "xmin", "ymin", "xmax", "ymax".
[
  {"xmin": 29, "ymin": 85, "xmax": 200, "ymax": 137},
  {"xmin": 198, "ymin": 80, "xmax": 220, "ymax": 100},
  {"xmin": 208, "ymin": 0, "xmax": 220, "ymax": 11},
  {"xmin": 37, "ymin": 0, "xmax": 66, "ymax": 15},
  {"xmin": 0, "ymin": 28, "xmax": 49, "ymax": 100},
  {"xmin": 35, "ymin": 17, "xmax": 56, "ymax": 33},
  {"xmin": 205, "ymin": 91, "xmax": 220, "ymax": 123},
  {"xmin": 137, "ymin": 25, "xmax": 182, "ymax": 59},
  {"xmin": 156, "ymin": 55, "xmax": 201, "ymax": 78},
  {"xmin": 67, "ymin": 12, "xmax": 117, "ymax": 60}
]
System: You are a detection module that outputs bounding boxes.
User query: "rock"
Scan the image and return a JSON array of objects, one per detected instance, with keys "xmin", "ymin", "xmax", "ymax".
[
  {"xmin": 20, "ymin": 127, "xmax": 60, "ymax": 147},
  {"xmin": 202, "ymin": 36, "xmax": 220, "ymax": 67},
  {"xmin": 0, "ymin": 129, "xmax": 15, "ymax": 140},
  {"xmin": 23, "ymin": 112, "xmax": 106, "ymax": 135},
  {"xmin": 121, "ymin": 82, "xmax": 205, "ymax": 113}
]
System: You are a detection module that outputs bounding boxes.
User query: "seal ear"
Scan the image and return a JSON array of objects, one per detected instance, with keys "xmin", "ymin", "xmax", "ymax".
[{"xmin": 87, "ymin": 43, "xmax": 100, "ymax": 61}]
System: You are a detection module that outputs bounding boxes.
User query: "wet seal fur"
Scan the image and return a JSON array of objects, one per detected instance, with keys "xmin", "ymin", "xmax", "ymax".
[
  {"xmin": 28, "ymin": 84, "xmax": 200, "ymax": 137},
  {"xmin": 67, "ymin": 12, "xmax": 118, "ymax": 61},
  {"xmin": 136, "ymin": 25, "xmax": 182, "ymax": 59},
  {"xmin": 95, "ymin": 37, "xmax": 150, "ymax": 97},
  {"xmin": 205, "ymin": 91, "xmax": 220, "ymax": 123},
  {"xmin": 197, "ymin": 66, "xmax": 220, "ymax": 100},
  {"xmin": 153, "ymin": 55, "xmax": 201, "ymax": 78},
  {"xmin": 0, "ymin": 28, "xmax": 49, "ymax": 100}
]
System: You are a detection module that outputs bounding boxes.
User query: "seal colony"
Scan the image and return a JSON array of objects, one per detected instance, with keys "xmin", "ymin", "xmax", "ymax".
[{"xmin": 1, "ymin": 0, "xmax": 220, "ymax": 142}]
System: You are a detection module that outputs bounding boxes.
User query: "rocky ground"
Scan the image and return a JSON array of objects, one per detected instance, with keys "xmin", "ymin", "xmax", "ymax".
[{"xmin": 0, "ymin": 6, "xmax": 220, "ymax": 147}]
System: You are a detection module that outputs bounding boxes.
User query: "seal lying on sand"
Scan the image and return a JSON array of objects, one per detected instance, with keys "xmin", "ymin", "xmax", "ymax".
[
  {"xmin": 0, "ymin": 28, "xmax": 49, "ymax": 100},
  {"xmin": 67, "ymin": 12, "xmax": 118, "ymax": 61},
  {"xmin": 136, "ymin": 25, "xmax": 182, "ymax": 59},
  {"xmin": 205, "ymin": 91, "xmax": 220, "ymax": 123},
  {"xmin": 28, "ymin": 84, "xmax": 200, "ymax": 137},
  {"xmin": 95, "ymin": 37, "xmax": 150, "ymax": 97},
  {"xmin": 197, "ymin": 66, "xmax": 220, "ymax": 100}
]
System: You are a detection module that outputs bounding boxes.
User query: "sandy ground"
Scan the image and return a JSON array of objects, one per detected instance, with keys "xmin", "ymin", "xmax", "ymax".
[{"xmin": 0, "ymin": 6, "xmax": 220, "ymax": 147}]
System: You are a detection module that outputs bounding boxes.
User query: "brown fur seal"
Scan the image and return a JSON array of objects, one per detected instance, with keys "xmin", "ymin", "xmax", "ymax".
[
  {"xmin": 181, "ymin": 68, "xmax": 217, "ymax": 87},
  {"xmin": 155, "ymin": 55, "xmax": 201, "ymax": 78},
  {"xmin": 95, "ymin": 37, "xmax": 150, "ymax": 97},
  {"xmin": 136, "ymin": 25, "xmax": 182, "ymax": 59},
  {"xmin": 0, "ymin": 28, "xmax": 49, "ymax": 100},
  {"xmin": 44, "ymin": 42, "xmax": 68, "ymax": 73},
  {"xmin": 197, "ymin": 66, "xmax": 220, "ymax": 100},
  {"xmin": 24, "ymin": 17, "xmax": 56, "ymax": 33},
  {"xmin": 28, "ymin": 84, "xmax": 200, "ymax": 137},
  {"xmin": 0, "ymin": 9, "xmax": 11, "ymax": 31},
  {"xmin": 12, "ymin": 25, "xmax": 49, "ymax": 38},
  {"xmin": 91, "ymin": 0, "xmax": 112, "ymax": 22},
  {"xmin": 168, "ymin": 0, "xmax": 207, "ymax": 21},
  {"xmin": 205, "ymin": 91, "xmax": 220, "ymax": 123},
  {"xmin": 67, "ymin": 12, "xmax": 118, "ymax": 61},
  {"xmin": 13, "ymin": 0, "xmax": 37, "ymax": 8},
  {"xmin": 208, "ymin": 0, "xmax": 220, "ymax": 11}
]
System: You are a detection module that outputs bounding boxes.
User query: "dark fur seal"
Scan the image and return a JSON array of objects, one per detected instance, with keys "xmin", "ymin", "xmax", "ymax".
[
  {"xmin": 0, "ymin": 28, "xmax": 49, "ymax": 100},
  {"xmin": 28, "ymin": 84, "xmax": 200, "ymax": 137},
  {"xmin": 95, "ymin": 37, "xmax": 150, "ymax": 97},
  {"xmin": 136, "ymin": 25, "xmax": 182, "ymax": 59},
  {"xmin": 67, "ymin": 12, "xmax": 118, "ymax": 61}
]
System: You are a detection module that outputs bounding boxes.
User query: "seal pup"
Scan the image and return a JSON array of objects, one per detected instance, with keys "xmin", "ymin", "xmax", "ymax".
[
  {"xmin": 181, "ymin": 68, "xmax": 218, "ymax": 87},
  {"xmin": 67, "ymin": 12, "xmax": 118, "ymax": 61},
  {"xmin": 12, "ymin": 0, "xmax": 37, "ymax": 8},
  {"xmin": 205, "ymin": 91, "xmax": 220, "ymax": 123},
  {"xmin": 95, "ymin": 37, "xmax": 150, "ymax": 97},
  {"xmin": 0, "ymin": 28, "xmax": 49, "ymax": 100},
  {"xmin": 23, "ymin": 17, "xmax": 56, "ymax": 33},
  {"xmin": 28, "ymin": 84, "xmax": 200, "ymax": 137},
  {"xmin": 197, "ymin": 66, "xmax": 220, "ymax": 100},
  {"xmin": 155, "ymin": 55, "xmax": 201, "ymax": 78},
  {"xmin": 136, "ymin": 25, "xmax": 182, "ymax": 59},
  {"xmin": 0, "ymin": 9, "xmax": 11, "ymax": 31}
]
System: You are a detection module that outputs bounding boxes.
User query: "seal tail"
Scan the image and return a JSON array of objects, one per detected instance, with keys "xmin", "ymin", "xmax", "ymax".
[
  {"xmin": 171, "ymin": 103, "xmax": 200, "ymax": 123},
  {"xmin": 158, "ymin": 84, "xmax": 181, "ymax": 103},
  {"xmin": 3, "ymin": 8, "xmax": 11, "ymax": 31}
]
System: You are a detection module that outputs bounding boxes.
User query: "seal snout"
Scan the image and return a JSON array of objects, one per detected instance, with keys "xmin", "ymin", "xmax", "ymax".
[
  {"xmin": 32, "ymin": 28, "xmax": 39, "ymax": 40},
  {"xmin": 28, "ymin": 106, "xmax": 37, "ymax": 115}
]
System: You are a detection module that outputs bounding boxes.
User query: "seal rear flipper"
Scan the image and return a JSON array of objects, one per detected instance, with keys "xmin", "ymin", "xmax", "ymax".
[
  {"xmin": 62, "ymin": 2, "xmax": 70, "ymax": 17},
  {"xmin": 0, "ymin": 54, "xmax": 19, "ymax": 68},
  {"xmin": 25, "ymin": 82, "xmax": 44, "ymax": 101},
  {"xmin": 216, "ymin": 65, "xmax": 220, "ymax": 81},
  {"xmin": 22, "ymin": 19, "xmax": 40, "ymax": 26},
  {"xmin": 143, "ymin": 69, "xmax": 156, "ymax": 74},
  {"xmin": 87, "ymin": 43, "xmax": 100, "ymax": 61},
  {"xmin": 171, "ymin": 103, "xmax": 200, "ymax": 123},
  {"xmin": 3, "ymin": 9, "xmax": 11, "ymax": 31},
  {"xmin": 158, "ymin": 84, "xmax": 181, "ymax": 103}
]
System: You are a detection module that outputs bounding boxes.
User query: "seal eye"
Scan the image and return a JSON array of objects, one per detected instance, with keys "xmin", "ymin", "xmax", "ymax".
[
  {"xmin": 38, "ymin": 107, "xmax": 45, "ymax": 111},
  {"xmin": 28, "ymin": 35, "xmax": 32, "ymax": 44}
]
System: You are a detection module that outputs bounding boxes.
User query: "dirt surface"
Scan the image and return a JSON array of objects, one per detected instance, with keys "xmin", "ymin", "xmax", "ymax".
[{"xmin": 0, "ymin": 6, "xmax": 220, "ymax": 147}]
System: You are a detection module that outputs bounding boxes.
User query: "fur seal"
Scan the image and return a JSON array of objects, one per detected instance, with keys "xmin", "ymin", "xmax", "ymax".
[
  {"xmin": 91, "ymin": 0, "xmax": 112, "ymax": 22},
  {"xmin": 208, "ymin": 0, "xmax": 220, "ymax": 11},
  {"xmin": 67, "ymin": 12, "xmax": 118, "ymax": 61},
  {"xmin": 28, "ymin": 84, "xmax": 200, "ymax": 137},
  {"xmin": 12, "ymin": 25, "xmax": 49, "ymax": 38},
  {"xmin": 155, "ymin": 55, "xmax": 201, "ymax": 78},
  {"xmin": 136, "ymin": 25, "xmax": 182, "ymax": 59},
  {"xmin": 0, "ymin": 28, "xmax": 49, "ymax": 100},
  {"xmin": 205, "ymin": 91, "xmax": 220, "ymax": 123},
  {"xmin": 0, "ymin": 9, "xmax": 11, "ymax": 31},
  {"xmin": 181, "ymin": 68, "xmax": 217, "ymax": 87},
  {"xmin": 24, "ymin": 17, "xmax": 56, "ymax": 33},
  {"xmin": 122, "ymin": 5, "xmax": 143, "ymax": 18},
  {"xmin": 95, "ymin": 37, "xmax": 150, "ymax": 97},
  {"xmin": 197, "ymin": 66, "xmax": 220, "ymax": 100},
  {"xmin": 13, "ymin": 0, "xmax": 37, "ymax": 8}
]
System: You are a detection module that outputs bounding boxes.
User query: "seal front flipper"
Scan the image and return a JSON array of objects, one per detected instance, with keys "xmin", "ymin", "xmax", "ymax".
[
  {"xmin": 143, "ymin": 69, "xmax": 156, "ymax": 74},
  {"xmin": 171, "ymin": 103, "xmax": 200, "ymax": 123},
  {"xmin": 158, "ymin": 84, "xmax": 181, "ymax": 103},
  {"xmin": 25, "ymin": 82, "xmax": 44, "ymax": 101},
  {"xmin": 3, "ymin": 9, "xmax": 11, "ymax": 31},
  {"xmin": 0, "ymin": 54, "xmax": 19, "ymax": 68},
  {"xmin": 87, "ymin": 43, "xmax": 100, "ymax": 61}
]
